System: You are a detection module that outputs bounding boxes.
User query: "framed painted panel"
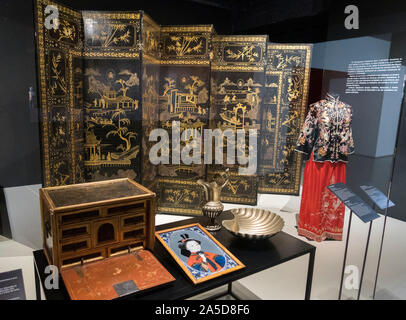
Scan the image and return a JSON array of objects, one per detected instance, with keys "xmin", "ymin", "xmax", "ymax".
[{"xmin": 155, "ymin": 223, "xmax": 244, "ymax": 284}]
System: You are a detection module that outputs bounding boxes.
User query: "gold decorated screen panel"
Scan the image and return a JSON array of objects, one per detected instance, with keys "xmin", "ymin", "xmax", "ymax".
[
  {"xmin": 35, "ymin": 1, "xmax": 155, "ymax": 187},
  {"xmin": 81, "ymin": 12, "xmax": 143, "ymax": 183},
  {"xmin": 208, "ymin": 35, "xmax": 268, "ymax": 205},
  {"xmin": 156, "ymin": 25, "xmax": 215, "ymax": 216},
  {"xmin": 258, "ymin": 44, "xmax": 312, "ymax": 195},
  {"xmin": 35, "ymin": 0, "xmax": 83, "ymax": 187}
]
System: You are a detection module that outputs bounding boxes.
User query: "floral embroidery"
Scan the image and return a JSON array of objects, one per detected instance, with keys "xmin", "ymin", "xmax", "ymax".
[
  {"xmin": 318, "ymin": 147, "xmax": 327, "ymax": 156},
  {"xmin": 297, "ymin": 164, "xmax": 346, "ymax": 242},
  {"xmin": 295, "ymin": 93, "xmax": 355, "ymax": 162}
]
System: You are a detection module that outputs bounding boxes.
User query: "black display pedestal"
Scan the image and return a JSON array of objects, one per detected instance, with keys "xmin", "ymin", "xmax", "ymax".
[{"xmin": 33, "ymin": 211, "xmax": 316, "ymax": 300}]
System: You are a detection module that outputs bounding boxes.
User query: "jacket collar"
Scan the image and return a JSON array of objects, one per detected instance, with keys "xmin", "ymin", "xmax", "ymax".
[{"xmin": 326, "ymin": 92, "xmax": 340, "ymax": 104}]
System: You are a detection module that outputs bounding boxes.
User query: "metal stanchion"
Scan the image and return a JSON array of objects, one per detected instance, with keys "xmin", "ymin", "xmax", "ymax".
[
  {"xmin": 372, "ymin": 212, "xmax": 389, "ymax": 300},
  {"xmin": 357, "ymin": 209, "xmax": 374, "ymax": 300}
]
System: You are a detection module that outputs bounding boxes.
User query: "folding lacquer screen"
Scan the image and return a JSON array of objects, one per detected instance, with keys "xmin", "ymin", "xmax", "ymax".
[{"xmin": 35, "ymin": 0, "xmax": 312, "ymax": 216}]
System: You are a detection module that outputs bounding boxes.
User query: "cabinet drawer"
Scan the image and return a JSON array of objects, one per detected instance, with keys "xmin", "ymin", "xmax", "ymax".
[
  {"xmin": 60, "ymin": 223, "xmax": 91, "ymax": 241},
  {"xmin": 60, "ymin": 249, "xmax": 105, "ymax": 269},
  {"xmin": 59, "ymin": 209, "xmax": 100, "ymax": 225},
  {"xmin": 60, "ymin": 238, "xmax": 91, "ymax": 256},
  {"xmin": 120, "ymin": 227, "xmax": 145, "ymax": 242},
  {"xmin": 120, "ymin": 213, "xmax": 145, "ymax": 230},
  {"xmin": 108, "ymin": 242, "xmax": 144, "ymax": 257},
  {"xmin": 107, "ymin": 202, "xmax": 146, "ymax": 216}
]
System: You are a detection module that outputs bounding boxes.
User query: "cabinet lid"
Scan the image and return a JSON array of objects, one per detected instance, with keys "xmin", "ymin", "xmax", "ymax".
[
  {"xmin": 41, "ymin": 178, "xmax": 154, "ymax": 212},
  {"xmin": 61, "ymin": 250, "xmax": 175, "ymax": 300}
]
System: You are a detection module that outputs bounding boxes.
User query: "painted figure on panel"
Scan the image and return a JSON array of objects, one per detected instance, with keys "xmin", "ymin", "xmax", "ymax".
[
  {"xmin": 156, "ymin": 224, "xmax": 244, "ymax": 284},
  {"xmin": 178, "ymin": 234, "xmax": 225, "ymax": 273}
]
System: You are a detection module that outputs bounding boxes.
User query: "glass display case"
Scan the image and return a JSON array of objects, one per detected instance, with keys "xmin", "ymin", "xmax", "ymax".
[{"xmin": 1, "ymin": 0, "xmax": 406, "ymax": 302}]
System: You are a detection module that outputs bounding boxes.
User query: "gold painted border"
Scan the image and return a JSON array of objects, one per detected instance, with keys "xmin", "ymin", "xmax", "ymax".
[
  {"xmin": 155, "ymin": 223, "xmax": 245, "ymax": 285},
  {"xmin": 211, "ymin": 65, "xmax": 265, "ymax": 72},
  {"xmin": 157, "ymin": 207, "xmax": 202, "ymax": 215},
  {"xmin": 36, "ymin": 0, "xmax": 51, "ymax": 186},
  {"xmin": 81, "ymin": 51, "xmax": 140, "ymax": 59},
  {"xmin": 221, "ymin": 196, "xmax": 256, "ymax": 203},
  {"xmin": 212, "ymin": 35, "xmax": 268, "ymax": 43},
  {"xmin": 159, "ymin": 60, "xmax": 210, "ymax": 66},
  {"xmin": 161, "ymin": 25, "xmax": 214, "ymax": 33},
  {"xmin": 157, "ymin": 178, "xmax": 200, "ymax": 185},
  {"xmin": 68, "ymin": 53, "xmax": 76, "ymax": 182},
  {"xmin": 82, "ymin": 11, "xmax": 141, "ymax": 20}
]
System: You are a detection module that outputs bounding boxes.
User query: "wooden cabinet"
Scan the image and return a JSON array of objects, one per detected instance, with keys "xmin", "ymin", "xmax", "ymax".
[{"xmin": 39, "ymin": 178, "xmax": 155, "ymax": 270}]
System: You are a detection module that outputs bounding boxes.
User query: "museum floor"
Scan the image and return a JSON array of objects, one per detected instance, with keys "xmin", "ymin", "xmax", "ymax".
[{"xmin": 1, "ymin": 185, "xmax": 406, "ymax": 300}]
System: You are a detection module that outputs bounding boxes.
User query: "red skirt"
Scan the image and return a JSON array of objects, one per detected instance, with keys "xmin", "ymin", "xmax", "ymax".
[{"xmin": 298, "ymin": 154, "xmax": 346, "ymax": 242}]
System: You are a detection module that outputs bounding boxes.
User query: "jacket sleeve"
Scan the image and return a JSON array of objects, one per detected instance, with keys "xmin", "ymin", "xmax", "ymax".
[{"xmin": 295, "ymin": 103, "xmax": 319, "ymax": 155}]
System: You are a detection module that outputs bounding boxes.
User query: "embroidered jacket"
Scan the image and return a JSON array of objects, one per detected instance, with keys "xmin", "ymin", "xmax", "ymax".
[{"xmin": 295, "ymin": 93, "xmax": 355, "ymax": 162}]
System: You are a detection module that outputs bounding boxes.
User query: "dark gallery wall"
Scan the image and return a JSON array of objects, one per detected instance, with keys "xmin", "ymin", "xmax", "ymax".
[
  {"xmin": 56, "ymin": 0, "xmax": 234, "ymax": 34},
  {"xmin": 383, "ymin": 31, "xmax": 406, "ymax": 222},
  {"xmin": 0, "ymin": 0, "xmax": 41, "ymax": 188}
]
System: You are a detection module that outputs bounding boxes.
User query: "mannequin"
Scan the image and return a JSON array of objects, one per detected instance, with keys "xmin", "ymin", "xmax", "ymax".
[{"xmin": 295, "ymin": 92, "xmax": 354, "ymax": 242}]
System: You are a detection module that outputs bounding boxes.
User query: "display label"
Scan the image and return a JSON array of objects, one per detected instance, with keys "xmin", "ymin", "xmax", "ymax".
[
  {"xmin": 113, "ymin": 280, "xmax": 139, "ymax": 297},
  {"xmin": 0, "ymin": 269, "xmax": 26, "ymax": 300},
  {"xmin": 328, "ymin": 183, "xmax": 380, "ymax": 223},
  {"xmin": 346, "ymin": 58, "xmax": 402, "ymax": 94},
  {"xmin": 360, "ymin": 185, "xmax": 395, "ymax": 210}
]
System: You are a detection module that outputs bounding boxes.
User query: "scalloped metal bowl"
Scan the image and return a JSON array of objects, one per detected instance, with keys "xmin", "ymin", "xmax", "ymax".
[{"xmin": 222, "ymin": 208, "xmax": 285, "ymax": 240}]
